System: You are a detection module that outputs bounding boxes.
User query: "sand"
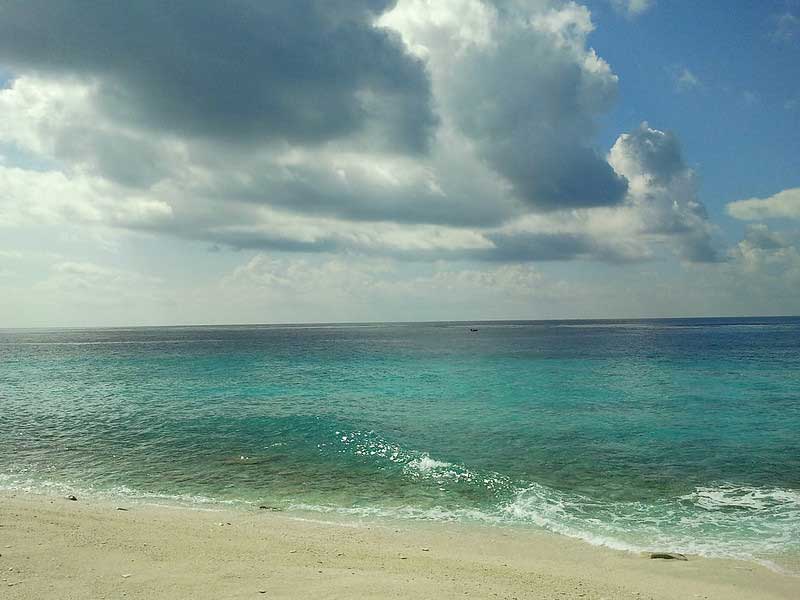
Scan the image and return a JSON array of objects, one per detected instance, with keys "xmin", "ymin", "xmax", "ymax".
[{"xmin": 1, "ymin": 491, "xmax": 797, "ymax": 599}]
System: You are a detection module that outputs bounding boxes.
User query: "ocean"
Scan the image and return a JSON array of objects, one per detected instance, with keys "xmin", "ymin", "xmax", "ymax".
[{"xmin": 2, "ymin": 317, "xmax": 799, "ymax": 571}]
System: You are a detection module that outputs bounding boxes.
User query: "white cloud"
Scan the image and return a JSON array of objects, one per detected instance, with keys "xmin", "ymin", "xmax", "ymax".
[
  {"xmin": 220, "ymin": 253, "xmax": 579, "ymax": 322},
  {"xmin": 610, "ymin": 0, "xmax": 654, "ymax": 18},
  {"xmin": 0, "ymin": 75, "xmax": 182, "ymax": 188},
  {"xmin": 771, "ymin": 12, "xmax": 800, "ymax": 42},
  {"xmin": 382, "ymin": 0, "xmax": 628, "ymax": 211},
  {"xmin": 605, "ymin": 123, "xmax": 718, "ymax": 262},
  {"xmin": 724, "ymin": 224, "xmax": 800, "ymax": 293},
  {"xmin": 672, "ymin": 67, "xmax": 700, "ymax": 92},
  {"xmin": 0, "ymin": 164, "xmax": 173, "ymax": 228},
  {"xmin": 727, "ymin": 188, "xmax": 800, "ymax": 221},
  {"xmin": 741, "ymin": 90, "xmax": 759, "ymax": 106},
  {"xmin": 19, "ymin": 259, "xmax": 168, "ymax": 321},
  {"xmin": 444, "ymin": 121, "xmax": 720, "ymax": 265},
  {"xmin": 40, "ymin": 260, "xmax": 161, "ymax": 294}
]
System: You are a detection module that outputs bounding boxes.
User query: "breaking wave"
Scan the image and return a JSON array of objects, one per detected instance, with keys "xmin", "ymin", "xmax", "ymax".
[{"xmin": 4, "ymin": 433, "xmax": 799, "ymax": 573}]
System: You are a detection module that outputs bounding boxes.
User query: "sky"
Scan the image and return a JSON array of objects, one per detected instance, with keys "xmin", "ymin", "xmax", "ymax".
[{"xmin": 0, "ymin": 0, "xmax": 799, "ymax": 327}]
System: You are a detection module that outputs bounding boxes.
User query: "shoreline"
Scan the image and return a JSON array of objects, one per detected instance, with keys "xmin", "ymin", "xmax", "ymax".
[
  {"xmin": 3, "ymin": 477, "xmax": 797, "ymax": 573},
  {"xmin": 2, "ymin": 491, "xmax": 797, "ymax": 599}
]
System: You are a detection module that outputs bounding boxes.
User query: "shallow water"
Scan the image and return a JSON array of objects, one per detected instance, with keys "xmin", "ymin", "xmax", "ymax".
[{"xmin": 2, "ymin": 318, "xmax": 799, "ymax": 569}]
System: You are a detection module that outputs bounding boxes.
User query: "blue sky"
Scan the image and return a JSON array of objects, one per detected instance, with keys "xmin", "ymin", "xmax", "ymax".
[
  {"xmin": 592, "ymin": 0, "xmax": 800, "ymax": 318},
  {"xmin": 0, "ymin": 0, "xmax": 798, "ymax": 326},
  {"xmin": 589, "ymin": 1, "xmax": 800, "ymax": 228}
]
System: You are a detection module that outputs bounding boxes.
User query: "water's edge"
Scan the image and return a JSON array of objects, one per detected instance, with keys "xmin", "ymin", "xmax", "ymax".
[{"xmin": 3, "ymin": 471, "xmax": 798, "ymax": 576}]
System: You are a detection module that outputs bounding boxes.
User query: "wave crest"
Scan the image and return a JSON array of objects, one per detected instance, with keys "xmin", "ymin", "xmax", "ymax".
[{"xmin": 681, "ymin": 484, "xmax": 800, "ymax": 512}]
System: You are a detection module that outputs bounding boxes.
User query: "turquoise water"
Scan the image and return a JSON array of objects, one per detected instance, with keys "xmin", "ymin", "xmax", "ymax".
[{"xmin": 2, "ymin": 318, "xmax": 799, "ymax": 569}]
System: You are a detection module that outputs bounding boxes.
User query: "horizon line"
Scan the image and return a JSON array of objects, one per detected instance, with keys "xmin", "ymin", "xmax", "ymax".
[{"xmin": 2, "ymin": 314, "xmax": 799, "ymax": 331}]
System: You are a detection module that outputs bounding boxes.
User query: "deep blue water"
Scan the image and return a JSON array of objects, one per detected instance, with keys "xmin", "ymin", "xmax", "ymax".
[{"xmin": 1, "ymin": 318, "xmax": 799, "ymax": 568}]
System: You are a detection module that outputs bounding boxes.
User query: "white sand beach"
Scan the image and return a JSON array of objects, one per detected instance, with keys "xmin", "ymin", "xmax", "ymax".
[{"xmin": 1, "ymin": 491, "xmax": 797, "ymax": 599}]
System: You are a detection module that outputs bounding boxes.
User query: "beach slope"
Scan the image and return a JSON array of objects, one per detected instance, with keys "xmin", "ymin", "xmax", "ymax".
[{"xmin": 1, "ymin": 492, "xmax": 796, "ymax": 599}]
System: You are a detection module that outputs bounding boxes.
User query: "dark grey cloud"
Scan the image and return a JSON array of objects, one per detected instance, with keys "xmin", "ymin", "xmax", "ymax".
[
  {"xmin": 195, "ymin": 229, "xmax": 341, "ymax": 255},
  {"xmin": 478, "ymin": 231, "xmax": 646, "ymax": 263},
  {"xmin": 55, "ymin": 128, "xmax": 170, "ymax": 189},
  {"xmin": 206, "ymin": 163, "xmax": 518, "ymax": 228},
  {"xmin": 440, "ymin": 13, "xmax": 628, "ymax": 210},
  {"xmin": 675, "ymin": 232, "xmax": 721, "ymax": 263},
  {"xmin": 742, "ymin": 224, "xmax": 792, "ymax": 250},
  {"xmin": 0, "ymin": 0, "xmax": 436, "ymax": 152},
  {"xmin": 143, "ymin": 213, "xmax": 642, "ymax": 264},
  {"xmin": 201, "ymin": 230, "xmax": 618, "ymax": 263},
  {"xmin": 481, "ymin": 232, "xmax": 597, "ymax": 261}
]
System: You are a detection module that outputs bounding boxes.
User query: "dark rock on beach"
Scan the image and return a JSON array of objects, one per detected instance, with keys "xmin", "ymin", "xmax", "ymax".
[{"xmin": 649, "ymin": 552, "xmax": 688, "ymax": 561}]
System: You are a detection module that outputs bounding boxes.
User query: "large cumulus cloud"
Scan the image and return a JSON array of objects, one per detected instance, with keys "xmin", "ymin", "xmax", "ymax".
[
  {"xmin": 383, "ymin": 0, "xmax": 628, "ymax": 211},
  {"xmin": 607, "ymin": 123, "xmax": 719, "ymax": 262}
]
